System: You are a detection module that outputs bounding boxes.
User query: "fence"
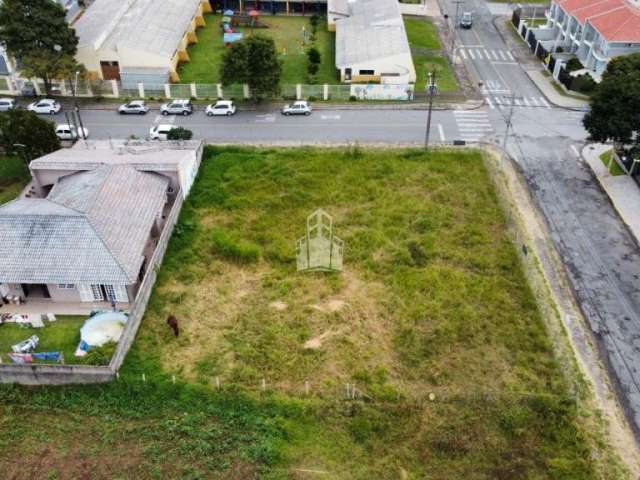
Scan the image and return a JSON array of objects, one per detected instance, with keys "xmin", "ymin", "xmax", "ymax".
[
  {"xmin": 0, "ymin": 77, "xmax": 416, "ymax": 102},
  {"xmin": 0, "ymin": 163, "xmax": 188, "ymax": 384}
]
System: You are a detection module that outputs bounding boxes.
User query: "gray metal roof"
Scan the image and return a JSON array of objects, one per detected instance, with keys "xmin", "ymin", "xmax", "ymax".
[
  {"xmin": 74, "ymin": 0, "xmax": 202, "ymax": 59},
  {"xmin": 0, "ymin": 165, "xmax": 168, "ymax": 285},
  {"xmin": 335, "ymin": 0, "xmax": 411, "ymax": 67},
  {"xmin": 30, "ymin": 140, "xmax": 202, "ymax": 173}
]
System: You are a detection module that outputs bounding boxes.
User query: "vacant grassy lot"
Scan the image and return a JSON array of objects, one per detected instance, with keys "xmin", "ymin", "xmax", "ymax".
[
  {"xmin": 0, "ymin": 147, "xmax": 625, "ymax": 479},
  {"xmin": 404, "ymin": 16, "xmax": 459, "ymax": 92},
  {"xmin": 0, "ymin": 316, "xmax": 85, "ymax": 364},
  {"xmin": 179, "ymin": 14, "xmax": 337, "ymax": 85},
  {"xmin": 0, "ymin": 156, "xmax": 29, "ymax": 205}
]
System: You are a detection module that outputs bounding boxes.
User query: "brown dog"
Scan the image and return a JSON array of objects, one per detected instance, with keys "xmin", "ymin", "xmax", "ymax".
[{"xmin": 167, "ymin": 315, "xmax": 179, "ymax": 337}]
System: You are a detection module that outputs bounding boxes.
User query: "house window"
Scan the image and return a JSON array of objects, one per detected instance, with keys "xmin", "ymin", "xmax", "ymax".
[
  {"xmin": 57, "ymin": 284, "xmax": 75, "ymax": 289},
  {"xmin": 359, "ymin": 69, "xmax": 375, "ymax": 75},
  {"xmin": 90, "ymin": 284, "xmax": 104, "ymax": 301}
]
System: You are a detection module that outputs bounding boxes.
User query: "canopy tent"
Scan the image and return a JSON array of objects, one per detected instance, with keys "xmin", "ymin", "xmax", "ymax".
[{"xmin": 75, "ymin": 311, "xmax": 128, "ymax": 356}]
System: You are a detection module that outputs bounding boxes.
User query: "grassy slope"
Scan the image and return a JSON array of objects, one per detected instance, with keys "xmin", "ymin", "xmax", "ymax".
[
  {"xmin": 0, "ymin": 147, "xmax": 623, "ymax": 479},
  {"xmin": 404, "ymin": 17, "xmax": 458, "ymax": 93},
  {"xmin": 600, "ymin": 150, "xmax": 626, "ymax": 176},
  {"xmin": 0, "ymin": 316, "xmax": 85, "ymax": 364},
  {"xmin": 0, "ymin": 156, "xmax": 29, "ymax": 205},
  {"xmin": 179, "ymin": 14, "xmax": 337, "ymax": 85}
]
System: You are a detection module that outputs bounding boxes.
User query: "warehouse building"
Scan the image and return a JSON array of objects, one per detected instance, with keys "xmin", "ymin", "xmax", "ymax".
[
  {"xmin": 332, "ymin": 0, "xmax": 416, "ymax": 84},
  {"xmin": 74, "ymin": 0, "xmax": 212, "ymax": 87}
]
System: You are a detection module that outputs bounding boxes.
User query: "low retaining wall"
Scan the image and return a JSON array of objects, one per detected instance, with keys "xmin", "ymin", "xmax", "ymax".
[{"xmin": 0, "ymin": 191, "xmax": 185, "ymax": 385}]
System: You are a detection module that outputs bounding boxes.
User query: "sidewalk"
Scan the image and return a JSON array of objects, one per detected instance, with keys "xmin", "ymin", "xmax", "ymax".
[
  {"xmin": 526, "ymin": 70, "xmax": 589, "ymax": 109},
  {"xmin": 583, "ymin": 143, "xmax": 640, "ymax": 243}
]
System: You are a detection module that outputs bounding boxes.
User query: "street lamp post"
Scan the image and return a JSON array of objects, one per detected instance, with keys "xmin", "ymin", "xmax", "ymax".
[
  {"xmin": 71, "ymin": 70, "xmax": 87, "ymax": 141},
  {"xmin": 425, "ymin": 71, "xmax": 438, "ymax": 150}
]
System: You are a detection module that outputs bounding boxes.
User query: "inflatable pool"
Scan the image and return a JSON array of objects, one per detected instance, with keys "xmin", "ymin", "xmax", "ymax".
[{"xmin": 75, "ymin": 311, "xmax": 128, "ymax": 357}]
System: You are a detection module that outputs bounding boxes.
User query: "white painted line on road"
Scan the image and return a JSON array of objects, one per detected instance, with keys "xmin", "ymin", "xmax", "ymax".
[
  {"xmin": 498, "ymin": 50, "xmax": 507, "ymax": 61},
  {"xmin": 490, "ymin": 50, "xmax": 499, "ymax": 60},
  {"xmin": 529, "ymin": 97, "xmax": 540, "ymax": 107},
  {"xmin": 453, "ymin": 110, "xmax": 488, "ymax": 115},
  {"xmin": 506, "ymin": 51, "xmax": 515, "ymax": 61},
  {"xmin": 468, "ymin": 49, "xmax": 476, "ymax": 60},
  {"xmin": 539, "ymin": 97, "xmax": 551, "ymax": 109},
  {"xmin": 483, "ymin": 49, "xmax": 491, "ymax": 59},
  {"xmin": 514, "ymin": 98, "xmax": 522, "ymax": 106},
  {"xmin": 570, "ymin": 145, "xmax": 580, "ymax": 157},
  {"xmin": 495, "ymin": 97, "xmax": 503, "ymax": 106},
  {"xmin": 522, "ymin": 97, "xmax": 531, "ymax": 107},
  {"xmin": 255, "ymin": 113, "xmax": 276, "ymax": 123},
  {"xmin": 485, "ymin": 96, "xmax": 494, "ymax": 109},
  {"xmin": 320, "ymin": 114, "xmax": 341, "ymax": 120},
  {"xmin": 437, "ymin": 123, "xmax": 445, "ymax": 142},
  {"xmin": 459, "ymin": 49, "xmax": 467, "ymax": 59},
  {"xmin": 153, "ymin": 115, "xmax": 162, "ymax": 123},
  {"xmin": 491, "ymin": 61, "xmax": 518, "ymax": 66}
]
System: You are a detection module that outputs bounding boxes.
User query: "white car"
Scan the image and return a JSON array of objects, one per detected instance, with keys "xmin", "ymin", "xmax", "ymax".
[
  {"xmin": 55, "ymin": 124, "xmax": 89, "ymax": 141},
  {"xmin": 0, "ymin": 97, "xmax": 16, "ymax": 111},
  {"xmin": 160, "ymin": 99, "xmax": 193, "ymax": 116},
  {"xmin": 118, "ymin": 100, "xmax": 149, "ymax": 115},
  {"xmin": 282, "ymin": 101, "xmax": 312, "ymax": 116},
  {"xmin": 206, "ymin": 100, "xmax": 236, "ymax": 116},
  {"xmin": 27, "ymin": 98, "xmax": 61, "ymax": 115},
  {"xmin": 149, "ymin": 124, "xmax": 177, "ymax": 140}
]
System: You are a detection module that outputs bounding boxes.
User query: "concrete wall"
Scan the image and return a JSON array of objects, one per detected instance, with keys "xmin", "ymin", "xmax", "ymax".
[{"xmin": 47, "ymin": 284, "xmax": 81, "ymax": 302}]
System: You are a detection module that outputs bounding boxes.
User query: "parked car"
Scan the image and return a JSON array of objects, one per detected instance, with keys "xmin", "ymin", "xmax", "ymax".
[
  {"xmin": 20, "ymin": 82, "xmax": 36, "ymax": 97},
  {"xmin": 460, "ymin": 11, "xmax": 473, "ymax": 29},
  {"xmin": 118, "ymin": 100, "xmax": 149, "ymax": 115},
  {"xmin": 160, "ymin": 99, "xmax": 193, "ymax": 116},
  {"xmin": 205, "ymin": 100, "xmax": 236, "ymax": 116},
  {"xmin": 27, "ymin": 98, "xmax": 61, "ymax": 115},
  {"xmin": 0, "ymin": 98, "xmax": 17, "ymax": 111},
  {"xmin": 282, "ymin": 100, "xmax": 312, "ymax": 116},
  {"xmin": 55, "ymin": 124, "xmax": 89, "ymax": 141},
  {"xmin": 149, "ymin": 124, "xmax": 177, "ymax": 140}
]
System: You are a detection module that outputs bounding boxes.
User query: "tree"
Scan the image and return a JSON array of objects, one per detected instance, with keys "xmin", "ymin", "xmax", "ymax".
[
  {"xmin": 221, "ymin": 35, "xmax": 282, "ymax": 100},
  {"xmin": 0, "ymin": 110, "xmax": 60, "ymax": 161},
  {"xmin": 583, "ymin": 53, "xmax": 640, "ymax": 149},
  {"xmin": 0, "ymin": 0, "xmax": 84, "ymax": 94},
  {"xmin": 167, "ymin": 127, "xmax": 193, "ymax": 141},
  {"xmin": 307, "ymin": 47, "xmax": 321, "ymax": 66}
]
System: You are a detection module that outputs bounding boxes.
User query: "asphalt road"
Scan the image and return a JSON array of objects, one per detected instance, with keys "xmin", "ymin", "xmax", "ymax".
[
  {"xmin": 443, "ymin": 0, "xmax": 640, "ymax": 438},
  {"xmin": 34, "ymin": 0, "xmax": 640, "ymax": 439}
]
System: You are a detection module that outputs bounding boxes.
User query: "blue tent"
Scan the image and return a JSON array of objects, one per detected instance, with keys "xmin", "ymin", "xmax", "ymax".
[
  {"xmin": 224, "ymin": 32, "xmax": 244, "ymax": 43},
  {"xmin": 223, "ymin": 9, "xmax": 234, "ymax": 15}
]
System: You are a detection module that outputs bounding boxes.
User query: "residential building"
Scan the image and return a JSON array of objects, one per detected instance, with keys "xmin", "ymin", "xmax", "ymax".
[
  {"xmin": 541, "ymin": 0, "xmax": 640, "ymax": 76},
  {"xmin": 215, "ymin": 0, "xmax": 327, "ymax": 14},
  {"xmin": 73, "ymin": 0, "xmax": 212, "ymax": 87},
  {"xmin": 331, "ymin": 0, "xmax": 416, "ymax": 84},
  {"xmin": 0, "ymin": 140, "xmax": 203, "ymax": 312}
]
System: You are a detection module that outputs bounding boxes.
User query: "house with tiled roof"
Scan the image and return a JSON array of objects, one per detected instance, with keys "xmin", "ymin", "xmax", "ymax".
[
  {"xmin": 0, "ymin": 140, "xmax": 203, "ymax": 312},
  {"xmin": 542, "ymin": 0, "xmax": 640, "ymax": 76}
]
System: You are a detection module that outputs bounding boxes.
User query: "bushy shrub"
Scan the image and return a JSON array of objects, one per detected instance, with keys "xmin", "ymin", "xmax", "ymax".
[
  {"xmin": 211, "ymin": 228, "xmax": 260, "ymax": 264},
  {"xmin": 167, "ymin": 127, "xmax": 193, "ymax": 141},
  {"xmin": 306, "ymin": 47, "xmax": 321, "ymax": 65}
]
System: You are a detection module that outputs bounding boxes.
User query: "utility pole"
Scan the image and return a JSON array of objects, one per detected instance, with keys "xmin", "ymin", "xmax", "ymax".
[
  {"xmin": 449, "ymin": 0, "xmax": 465, "ymax": 57},
  {"xmin": 425, "ymin": 71, "xmax": 437, "ymax": 150},
  {"xmin": 502, "ymin": 92, "xmax": 517, "ymax": 150},
  {"xmin": 71, "ymin": 71, "xmax": 87, "ymax": 141}
]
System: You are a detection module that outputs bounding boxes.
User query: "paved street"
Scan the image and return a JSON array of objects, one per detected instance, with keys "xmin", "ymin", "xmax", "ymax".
[
  {"xmin": 36, "ymin": 0, "xmax": 640, "ymax": 438},
  {"xmin": 443, "ymin": 0, "xmax": 640, "ymax": 437}
]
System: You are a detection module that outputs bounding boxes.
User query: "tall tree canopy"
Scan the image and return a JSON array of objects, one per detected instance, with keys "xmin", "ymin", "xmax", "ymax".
[
  {"xmin": 221, "ymin": 35, "xmax": 282, "ymax": 100},
  {"xmin": 0, "ymin": 110, "xmax": 60, "ymax": 161},
  {"xmin": 583, "ymin": 53, "xmax": 640, "ymax": 148},
  {"xmin": 0, "ymin": 0, "xmax": 83, "ymax": 93}
]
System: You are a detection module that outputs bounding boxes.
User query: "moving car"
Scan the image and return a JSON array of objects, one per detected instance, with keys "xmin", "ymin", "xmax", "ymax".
[
  {"xmin": 118, "ymin": 100, "xmax": 149, "ymax": 115},
  {"xmin": 55, "ymin": 124, "xmax": 89, "ymax": 141},
  {"xmin": 281, "ymin": 100, "xmax": 312, "ymax": 116},
  {"xmin": 149, "ymin": 124, "xmax": 177, "ymax": 140},
  {"xmin": 160, "ymin": 99, "xmax": 193, "ymax": 116},
  {"xmin": 460, "ymin": 11, "xmax": 473, "ymax": 29},
  {"xmin": 0, "ymin": 98, "xmax": 16, "ymax": 111},
  {"xmin": 205, "ymin": 100, "xmax": 236, "ymax": 116},
  {"xmin": 27, "ymin": 98, "xmax": 61, "ymax": 115}
]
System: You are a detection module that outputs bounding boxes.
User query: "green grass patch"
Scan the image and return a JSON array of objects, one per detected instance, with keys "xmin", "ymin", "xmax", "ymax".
[
  {"xmin": 179, "ymin": 14, "xmax": 337, "ymax": 85},
  {"xmin": 0, "ymin": 156, "xmax": 30, "ymax": 205},
  {"xmin": 404, "ymin": 17, "xmax": 458, "ymax": 92},
  {"xmin": 0, "ymin": 147, "xmax": 625, "ymax": 479},
  {"xmin": 0, "ymin": 316, "xmax": 85, "ymax": 364},
  {"xmin": 600, "ymin": 150, "xmax": 626, "ymax": 176}
]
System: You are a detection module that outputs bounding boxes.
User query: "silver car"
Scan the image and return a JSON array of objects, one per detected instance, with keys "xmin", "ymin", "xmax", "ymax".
[
  {"xmin": 160, "ymin": 99, "xmax": 193, "ymax": 116},
  {"xmin": 0, "ymin": 98, "xmax": 16, "ymax": 111},
  {"xmin": 118, "ymin": 100, "xmax": 149, "ymax": 115}
]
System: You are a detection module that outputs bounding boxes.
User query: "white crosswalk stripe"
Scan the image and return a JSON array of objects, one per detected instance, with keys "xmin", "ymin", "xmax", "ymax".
[
  {"xmin": 458, "ymin": 47, "xmax": 516, "ymax": 63},
  {"xmin": 483, "ymin": 94, "xmax": 553, "ymax": 110},
  {"xmin": 453, "ymin": 110, "xmax": 494, "ymax": 142}
]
